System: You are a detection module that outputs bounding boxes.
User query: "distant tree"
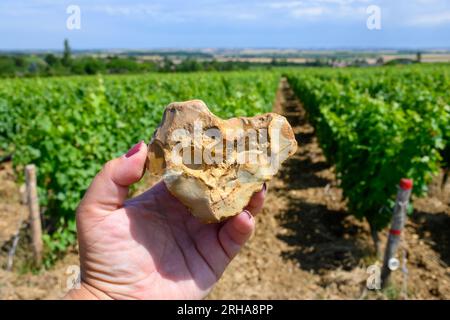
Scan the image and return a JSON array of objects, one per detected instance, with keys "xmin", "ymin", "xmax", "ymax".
[
  {"xmin": 62, "ymin": 39, "xmax": 72, "ymax": 66},
  {"xmin": 44, "ymin": 54, "xmax": 59, "ymax": 66},
  {"xmin": 70, "ymin": 57, "xmax": 105, "ymax": 75},
  {"xmin": 28, "ymin": 62, "xmax": 39, "ymax": 74},
  {"xmin": 138, "ymin": 61, "xmax": 157, "ymax": 73},
  {"xmin": 376, "ymin": 56, "xmax": 384, "ymax": 65},
  {"xmin": 0, "ymin": 56, "xmax": 16, "ymax": 75},
  {"xmin": 161, "ymin": 57, "xmax": 175, "ymax": 72},
  {"xmin": 106, "ymin": 57, "xmax": 140, "ymax": 73},
  {"xmin": 204, "ymin": 59, "xmax": 220, "ymax": 71},
  {"xmin": 385, "ymin": 58, "xmax": 415, "ymax": 66},
  {"xmin": 177, "ymin": 58, "xmax": 202, "ymax": 72},
  {"xmin": 84, "ymin": 58, "xmax": 105, "ymax": 74},
  {"xmin": 13, "ymin": 56, "xmax": 26, "ymax": 68},
  {"xmin": 308, "ymin": 58, "xmax": 329, "ymax": 67},
  {"xmin": 352, "ymin": 58, "xmax": 369, "ymax": 67},
  {"xmin": 70, "ymin": 59, "xmax": 84, "ymax": 74}
]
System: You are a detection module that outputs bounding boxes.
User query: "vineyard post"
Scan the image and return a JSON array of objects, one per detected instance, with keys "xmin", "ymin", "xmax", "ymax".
[
  {"xmin": 381, "ymin": 178, "xmax": 413, "ymax": 288},
  {"xmin": 25, "ymin": 164, "xmax": 43, "ymax": 266}
]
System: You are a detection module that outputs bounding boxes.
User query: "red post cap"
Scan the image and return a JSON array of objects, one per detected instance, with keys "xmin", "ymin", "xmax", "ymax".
[{"xmin": 399, "ymin": 178, "xmax": 413, "ymax": 190}]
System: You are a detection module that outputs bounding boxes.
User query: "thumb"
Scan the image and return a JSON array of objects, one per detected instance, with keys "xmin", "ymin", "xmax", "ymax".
[
  {"xmin": 77, "ymin": 141, "xmax": 148, "ymax": 216},
  {"xmin": 218, "ymin": 210, "xmax": 255, "ymax": 260}
]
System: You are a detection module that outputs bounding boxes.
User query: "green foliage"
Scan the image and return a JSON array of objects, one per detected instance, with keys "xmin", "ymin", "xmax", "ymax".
[
  {"xmin": 62, "ymin": 39, "xmax": 72, "ymax": 67},
  {"xmin": 0, "ymin": 56, "xmax": 22, "ymax": 75},
  {"xmin": 0, "ymin": 71, "xmax": 280, "ymax": 263},
  {"xmin": 2, "ymin": 63, "xmax": 449, "ymax": 264},
  {"xmin": 286, "ymin": 64, "xmax": 450, "ymax": 229}
]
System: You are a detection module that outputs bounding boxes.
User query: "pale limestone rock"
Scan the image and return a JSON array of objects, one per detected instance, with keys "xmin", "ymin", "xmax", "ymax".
[{"xmin": 147, "ymin": 100, "xmax": 297, "ymax": 223}]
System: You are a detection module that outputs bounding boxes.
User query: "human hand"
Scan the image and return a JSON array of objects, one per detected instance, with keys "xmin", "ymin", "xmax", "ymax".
[{"xmin": 65, "ymin": 141, "xmax": 266, "ymax": 300}]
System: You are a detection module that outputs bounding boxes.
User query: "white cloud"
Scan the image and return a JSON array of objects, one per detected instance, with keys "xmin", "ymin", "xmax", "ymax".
[
  {"xmin": 292, "ymin": 6, "xmax": 326, "ymax": 17},
  {"xmin": 234, "ymin": 13, "xmax": 259, "ymax": 20},
  {"xmin": 267, "ymin": 0, "xmax": 369, "ymax": 8},
  {"xmin": 267, "ymin": 1, "xmax": 304, "ymax": 9},
  {"xmin": 85, "ymin": 3, "xmax": 261, "ymax": 22},
  {"xmin": 408, "ymin": 11, "xmax": 450, "ymax": 26},
  {"xmin": 91, "ymin": 4, "xmax": 160, "ymax": 16},
  {"xmin": 413, "ymin": 0, "xmax": 443, "ymax": 4},
  {"xmin": 266, "ymin": 0, "xmax": 370, "ymax": 20}
]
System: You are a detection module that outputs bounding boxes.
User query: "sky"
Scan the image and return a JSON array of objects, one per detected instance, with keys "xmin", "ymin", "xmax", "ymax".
[{"xmin": 0, "ymin": 0, "xmax": 449, "ymax": 50}]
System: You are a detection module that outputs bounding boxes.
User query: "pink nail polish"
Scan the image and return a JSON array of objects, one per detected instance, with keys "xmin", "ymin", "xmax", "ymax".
[
  {"xmin": 262, "ymin": 183, "xmax": 267, "ymax": 192},
  {"xmin": 125, "ymin": 141, "xmax": 143, "ymax": 158}
]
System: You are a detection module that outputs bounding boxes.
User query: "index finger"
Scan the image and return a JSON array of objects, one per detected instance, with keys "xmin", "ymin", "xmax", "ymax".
[{"xmin": 243, "ymin": 183, "xmax": 267, "ymax": 216}]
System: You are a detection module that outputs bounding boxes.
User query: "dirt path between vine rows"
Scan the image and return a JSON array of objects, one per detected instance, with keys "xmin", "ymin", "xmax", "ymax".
[
  {"xmin": 0, "ymin": 78, "xmax": 449, "ymax": 299},
  {"xmin": 208, "ymin": 78, "xmax": 368, "ymax": 299}
]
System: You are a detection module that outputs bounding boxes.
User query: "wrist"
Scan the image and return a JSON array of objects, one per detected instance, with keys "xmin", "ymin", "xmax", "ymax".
[{"xmin": 64, "ymin": 282, "xmax": 113, "ymax": 300}]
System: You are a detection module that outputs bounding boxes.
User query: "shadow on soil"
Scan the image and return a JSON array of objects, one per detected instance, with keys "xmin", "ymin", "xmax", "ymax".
[
  {"xmin": 295, "ymin": 131, "xmax": 315, "ymax": 145},
  {"xmin": 411, "ymin": 210, "xmax": 450, "ymax": 266},
  {"xmin": 277, "ymin": 160, "xmax": 330, "ymax": 190},
  {"xmin": 275, "ymin": 157, "xmax": 368, "ymax": 273}
]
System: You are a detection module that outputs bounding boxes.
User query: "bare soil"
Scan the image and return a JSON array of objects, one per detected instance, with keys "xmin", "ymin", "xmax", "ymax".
[
  {"xmin": 0, "ymin": 79, "xmax": 449, "ymax": 299},
  {"xmin": 0, "ymin": 162, "xmax": 27, "ymax": 245}
]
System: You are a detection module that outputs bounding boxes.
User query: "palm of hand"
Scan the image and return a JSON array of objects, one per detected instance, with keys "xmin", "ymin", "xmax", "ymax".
[{"xmin": 78, "ymin": 182, "xmax": 257, "ymax": 299}]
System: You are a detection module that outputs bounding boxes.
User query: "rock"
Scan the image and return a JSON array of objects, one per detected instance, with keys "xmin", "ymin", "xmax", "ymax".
[{"xmin": 147, "ymin": 100, "xmax": 297, "ymax": 223}]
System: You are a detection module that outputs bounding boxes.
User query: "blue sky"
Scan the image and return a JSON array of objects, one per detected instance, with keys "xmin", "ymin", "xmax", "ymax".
[{"xmin": 0, "ymin": 0, "xmax": 449, "ymax": 50}]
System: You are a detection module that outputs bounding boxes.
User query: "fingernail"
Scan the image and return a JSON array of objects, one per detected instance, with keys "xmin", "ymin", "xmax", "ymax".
[
  {"xmin": 243, "ymin": 210, "xmax": 253, "ymax": 220},
  {"xmin": 262, "ymin": 183, "xmax": 267, "ymax": 193},
  {"xmin": 125, "ymin": 141, "xmax": 143, "ymax": 158}
]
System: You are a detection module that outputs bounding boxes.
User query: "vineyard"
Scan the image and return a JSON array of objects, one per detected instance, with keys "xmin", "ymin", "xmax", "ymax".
[
  {"xmin": 0, "ymin": 65, "xmax": 449, "ymax": 299},
  {"xmin": 0, "ymin": 71, "xmax": 280, "ymax": 263},
  {"xmin": 286, "ymin": 65, "xmax": 450, "ymax": 232}
]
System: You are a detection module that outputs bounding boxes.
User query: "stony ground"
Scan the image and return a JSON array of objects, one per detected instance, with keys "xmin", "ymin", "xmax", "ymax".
[{"xmin": 0, "ymin": 79, "xmax": 449, "ymax": 299}]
